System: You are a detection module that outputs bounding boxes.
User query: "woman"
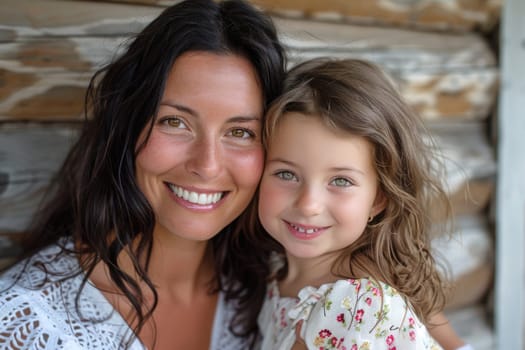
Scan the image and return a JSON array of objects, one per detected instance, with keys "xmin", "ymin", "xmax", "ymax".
[{"xmin": 0, "ymin": 0, "xmax": 285, "ymax": 348}]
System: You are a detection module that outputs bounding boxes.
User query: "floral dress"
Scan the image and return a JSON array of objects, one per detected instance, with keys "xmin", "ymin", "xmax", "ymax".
[{"xmin": 258, "ymin": 278, "xmax": 443, "ymax": 350}]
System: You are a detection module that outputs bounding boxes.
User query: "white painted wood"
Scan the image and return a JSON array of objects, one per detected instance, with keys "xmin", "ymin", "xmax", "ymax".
[
  {"xmin": 495, "ymin": 0, "xmax": 525, "ymax": 348},
  {"xmin": 0, "ymin": 123, "xmax": 79, "ymax": 233}
]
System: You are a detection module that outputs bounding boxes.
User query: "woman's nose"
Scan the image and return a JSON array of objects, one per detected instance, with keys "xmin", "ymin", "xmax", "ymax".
[
  {"xmin": 185, "ymin": 137, "xmax": 222, "ymax": 180},
  {"xmin": 295, "ymin": 185, "xmax": 323, "ymax": 217}
]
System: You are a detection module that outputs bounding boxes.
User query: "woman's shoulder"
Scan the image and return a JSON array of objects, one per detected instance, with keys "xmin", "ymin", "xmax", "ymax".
[
  {"xmin": 0, "ymin": 254, "xmax": 83, "ymax": 348},
  {"xmin": 0, "ymin": 241, "xmax": 78, "ymax": 288},
  {"xmin": 298, "ymin": 278, "xmax": 442, "ymax": 350},
  {"xmin": 0, "ymin": 242, "xmax": 141, "ymax": 350}
]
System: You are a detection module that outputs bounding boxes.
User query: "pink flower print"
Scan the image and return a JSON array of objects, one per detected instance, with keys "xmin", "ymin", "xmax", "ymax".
[
  {"xmin": 330, "ymin": 337, "xmax": 338, "ymax": 346},
  {"xmin": 337, "ymin": 338, "xmax": 345, "ymax": 348},
  {"xmin": 337, "ymin": 313, "xmax": 345, "ymax": 323},
  {"xmin": 371, "ymin": 287, "xmax": 379, "ymax": 296},
  {"xmin": 279, "ymin": 307, "xmax": 287, "ymax": 328},
  {"xmin": 386, "ymin": 334, "xmax": 395, "ymax": 345},
  {"xmin": 409, "ymin": 330, "xmax": 416, "ymax": 341},
  {"xmin": 365, "ymin": 297, "xmax": 372, "ymax": 306},
  {"xmin": 319, "ymin": 329, "xmax": 332, "ymax": 338},
  {"xmin": 350, "ymin": 279, "xmax": 361, "ymax": 291},
  {"xmin": 355, "ymin": 309, "xmax": 364, "ymax": 323},
  {"xmin": 351, "ymin": 345, "xmax": 358, "ymax": 350}
]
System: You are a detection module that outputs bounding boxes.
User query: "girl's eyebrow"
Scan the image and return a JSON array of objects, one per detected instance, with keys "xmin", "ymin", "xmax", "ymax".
[
  {"xmin": 330, "ymin": 167, "xmax": 365, "ymax": 175},
  {"xmin": 159, "ymin": 101, "xmax": 261, "ymax": 123},
  {"xmin": 266, "ymin": 157, "xmax": 295, "ymax": 166},
  {"xmin": 267, "ymin": 157, "xmax": 365, "ymax": 175}
]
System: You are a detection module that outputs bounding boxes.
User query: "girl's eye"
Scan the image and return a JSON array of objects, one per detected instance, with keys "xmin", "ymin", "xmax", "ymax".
[
  {"xmin": 275, "ymin": 171, "xmax": 297, "ymax": 182},
  {"xmin": 228, "ymin": 128, "xmax": 255, "ymax": 139},
  {"xmin": 331, "ymin": 177, "xmax": 352, "ymax": 187}
]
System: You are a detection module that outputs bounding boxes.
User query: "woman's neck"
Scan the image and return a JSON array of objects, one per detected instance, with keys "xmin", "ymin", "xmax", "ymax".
[
  {"xmin": 88, "ymin": 224, "xmax": 216, "ymax": 303},
  {"xmin": 147, "ymin": 230, "xmax": 216, "ymax": 301}
]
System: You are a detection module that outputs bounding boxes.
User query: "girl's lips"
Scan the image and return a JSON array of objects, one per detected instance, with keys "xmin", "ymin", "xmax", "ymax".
[{"xmin": 284, "ymin": 220, "xmax": 329, "ymax": 240}]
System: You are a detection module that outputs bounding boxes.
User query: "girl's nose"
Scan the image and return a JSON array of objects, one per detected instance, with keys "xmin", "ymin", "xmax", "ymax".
[{"xmin": 295, "ymin": 185, "xmax": 323, "ymax": 217}]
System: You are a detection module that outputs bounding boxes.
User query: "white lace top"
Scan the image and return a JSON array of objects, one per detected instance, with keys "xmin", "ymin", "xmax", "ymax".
[
  {"xmin": 0, "ymin": 241, "xmax": 249, "ymax": 349},
  {"xmin": 258, "ymin": 278, "xmax": 443, "ymax": 350}
]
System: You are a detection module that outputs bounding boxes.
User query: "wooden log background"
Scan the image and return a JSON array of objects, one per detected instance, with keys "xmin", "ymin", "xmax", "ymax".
[
  {"xmin": 0, "ymin": 1, "xmax": 500, "ymax": 345},
  {"xmin": 0, "ymin": 123, "xmax": 79, "ymax": 233},
  {"xmin": 0, "ymin": 0, "xmax": 500, "ymax": 122}
]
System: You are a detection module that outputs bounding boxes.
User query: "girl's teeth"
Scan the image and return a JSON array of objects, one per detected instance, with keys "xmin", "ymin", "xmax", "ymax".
[{"xmin": 293, "ymin": 224, "xmax": 319, "ymax": 234}]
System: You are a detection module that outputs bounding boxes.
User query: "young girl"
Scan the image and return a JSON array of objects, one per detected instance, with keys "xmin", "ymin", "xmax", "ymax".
[{"xmin": 254, "ymin": 58, "xmax": 468, "ymax": 349}]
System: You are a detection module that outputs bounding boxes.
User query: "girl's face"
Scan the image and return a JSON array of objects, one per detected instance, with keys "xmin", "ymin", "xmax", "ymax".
[
  {"xmin": 258, "ymin": 113, "xmax": 385, "ymax": 262},
  {"xmin": 135, "ymin": 51, "xmax": 264, "ymax": 243}
]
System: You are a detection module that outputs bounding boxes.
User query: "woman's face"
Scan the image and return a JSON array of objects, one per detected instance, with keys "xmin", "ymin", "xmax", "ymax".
[{"xmin": 135, "ymin": 51, "xmax": 264, "ymax": 242}]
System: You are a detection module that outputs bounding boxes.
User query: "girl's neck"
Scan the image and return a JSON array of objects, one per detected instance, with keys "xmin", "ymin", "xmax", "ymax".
[
  {"xmin": 278, "ymin": 252, "xmax": 340, "ymax": 298},
  {"xmin": 279, "ymin": 252, "xmax": 374, "ymax": 298}
]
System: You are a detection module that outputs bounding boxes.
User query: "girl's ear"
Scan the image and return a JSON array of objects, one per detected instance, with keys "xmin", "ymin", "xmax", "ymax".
[{"xmin": 371, "ymin": 189, "xmax": 387, "ymax": 218}]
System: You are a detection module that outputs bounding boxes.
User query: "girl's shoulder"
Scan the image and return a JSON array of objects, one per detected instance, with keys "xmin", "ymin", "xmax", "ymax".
[
  {"xmin": 290, "ymin": 278, "xmax": 402, "ymax": 320},
  {"xmin": 294, "ymin": 278, "xmax": 442, "ymax": 350}
]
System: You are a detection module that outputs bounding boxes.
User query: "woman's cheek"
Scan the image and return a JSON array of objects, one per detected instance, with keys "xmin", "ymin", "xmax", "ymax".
[{"xmin": 230, "ymin": 146, "xmax": 265, "ymax": 188}]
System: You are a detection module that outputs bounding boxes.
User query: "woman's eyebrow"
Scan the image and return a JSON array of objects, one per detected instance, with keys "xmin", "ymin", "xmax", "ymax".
[
  {"xmin": 160, "ymin": 101, "xmax": 260, "ymax": 123},
  {"xmin": 159, "ymin": 101, "xmax": 197, "ymax": 116}
]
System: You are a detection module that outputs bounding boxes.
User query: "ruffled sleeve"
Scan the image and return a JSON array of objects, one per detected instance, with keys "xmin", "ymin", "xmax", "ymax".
[{"xmin": 290, "ymin": 278, "xmax": 443, "ymax": 350}]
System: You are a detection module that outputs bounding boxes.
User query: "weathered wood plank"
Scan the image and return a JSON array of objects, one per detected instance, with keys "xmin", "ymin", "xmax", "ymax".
[
  {"xmin": 424, "ymin": 121, "xmax": 496, "ymax": 225},
  {"xmin": 276, "ymin": 16, "xmax": 499, "ymax": 121},
  {"xmin": 0, "ymin": 1, "xmax": 499, "ymax": 122},
  {"xmin": 0, "ymin": 122, "xmax": 80, "ymax": 233},
  {"xmin": 87, "ymin": 0, "xmax": 502, "ymax": 32},
  {"xmin": 0, "ymin": 0, "xmax": 160, "ymax": 36},
  {"xmin": 253, "ymin": 0, "xmax": 502, "ymax": 32},
  {"xmin": 429, "ymin": 122, "xmax": 496, "ymax": 214},
  {"xmin": 433, "ymin": 214, "xmax": 493, "ymax": 310},
  {"xmin": 0, "ymin": 0, "xmax": 161, "ymax": 121},
  {"xmin": 0, "ymin": 36, "xmax": 126, "ymax": 121}
]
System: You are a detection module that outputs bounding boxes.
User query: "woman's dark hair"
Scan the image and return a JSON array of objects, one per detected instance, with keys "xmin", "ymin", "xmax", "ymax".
[{"xmin": 13, "ymin": 0, "xmax": 285, "ymax": 345}]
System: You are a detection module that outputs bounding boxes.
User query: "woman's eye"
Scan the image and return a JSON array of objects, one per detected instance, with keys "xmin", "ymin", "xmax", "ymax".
[
  {"xmin": 229, "ymin": 128, "xmax": 254, "ymax": 139},
  {"xmin": 276, "ymin": 171, "xmax": 297, "ymax": 181},
  {"xmin": 331, "ymin": 177, "xmax": 351, "ymax": 187},
  {"xmin": 160, "ymin": 116, "xmax": 187, "ymax": 129}
]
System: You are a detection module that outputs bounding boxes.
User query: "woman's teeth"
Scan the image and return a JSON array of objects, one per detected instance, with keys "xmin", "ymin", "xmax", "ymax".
[{"xmin": 168, "ymin": 184, "xmax": 222, "ymax": 205}]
